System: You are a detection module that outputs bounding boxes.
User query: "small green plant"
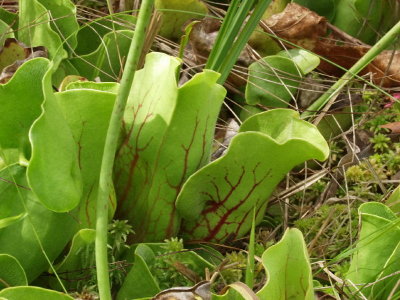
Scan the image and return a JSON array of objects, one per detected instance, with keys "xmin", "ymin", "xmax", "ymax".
[{"xmin": 370, "ymin": 133, "xmax": 391, "ymax": 152}]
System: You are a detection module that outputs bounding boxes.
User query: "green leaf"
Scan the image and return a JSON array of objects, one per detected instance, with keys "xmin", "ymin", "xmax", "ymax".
[
  {"xmin": 257, "ymin": 228, "xmax": 314, "ymax": 300},
  {"xmin": 70, "ymin": 30, "xmax": 134, "ymax": 81},
  {"xmin": 155, "ymin": 0, "xmax": 208, "ymax": 40},
  {"xmin": 292, "ymin": 0, "xmax": 336, "ymax": 21},
  {"xmin": 55, "ymin": 87, "xmax": 116, "ymax": 226},
  {"xmin": 75, "ymin": 14, "xmax": 136, "ymax": 55},
  {"xmin": 0, "ymin": 58, "xmax": 49, "ymax": 150},
  {"xmin": 0, "ymin": 164, "xmax": 78, "ymax": 282},
  {"xmin": 176, "ymin": 109, "xmax": 328, "ymax": 242},
  {"xmin": 27, "ymin": 60, "xmax": 82, "ymax": 212},
  {"xmin": 0, "ymin": 8, "xmax": 18, "ymax": 30},
  {"xmin": 0, "ymin": 287, "xmax": 74, "ymax": 300},
  {"xmin": 18, "ymin": 0, "xmax": 67, "ymax": 67},
  {"xmin": 115, "ymin": 52, "xmax": 226, "ymax": 241},
  {"xmin": 245, "ymin": 56, "xmax": 301, "ymax": 108},
  {"xmin": 346, "ymin": 202, "xmax": 400, "ymax": 299},
  {"xmin": 332, "ymin": 0, "xmax": 399, "ymax": 44},
  {"xmin": 277, "ymin": 49, "xmax": 320, "ymax": 75},
  {"xmin": 50, "ymin": 229, "xmax": 96, "ymax": 290},
  {"xmin": 0, "ymin": 254, "xmax": 27, "ymax": 289},
  {"xmin": 35, "ymin": 0, "xmax": 79, "ymax": 51},
  {"xmin": 117, "ymin": 244, "xmax": 160, "ymax": 300}
]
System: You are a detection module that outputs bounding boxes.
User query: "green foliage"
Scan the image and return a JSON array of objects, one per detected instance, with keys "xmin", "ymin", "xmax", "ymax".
[
  {"xmin": 295, "ymin": 204, "xmax": 358, "ymax": 258},
  {"xmin": 0, "ymin": 286, "xmax": 74, "ymax": 300},
  {"xmin": 18, "ymin": 0, "xmax": 68, "ymax": 67},
  {"xmin": 246, "ymin": 49, "xmax": 319, "ymax": 108},
  {"xmin": 155, "ymin": 0, "xmax": 208, "ymax": 40},
  {"xmin": 346, "ymin": 202, "xmax": 400, "ymax": 298},
  {"xmin": 332, "ymin": 0, "xmax": 400, "ymax": 44},
  {"xmin": 27, "ymin": 60, "xmax": 82, "ymax": 212},
  {"xmin": 257, "ymin": 228, "xmax": 314, "ymax": 300},
  {"xmin": 176, "ymin": 109, "xmax": 329, "ymax": 242},
  {"xmin": 0, "ymin": 164, "xmax": 78, "ymax": 282},
  {"xmin": 370, "ymin": 133, "xmax": 391, "ymax": 152},
  {"xmin": 0, "ymin": 255, "xmax": 27, "ymax": 289},
  {"xmin": 114, "ymin": 52, "xmax": 226, "ymax": 242}
]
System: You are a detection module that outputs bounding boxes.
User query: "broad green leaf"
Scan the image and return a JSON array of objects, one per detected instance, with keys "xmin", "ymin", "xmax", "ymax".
[
  {"xmin": 346, "ymin": 202, "xmax": 400, "ymax": 299},
  {"xmin": 176, "ymin": 109, "xmax": 328, "ymax": 242},
  {"xmin": 332, "ymin": 0, "xmax": 399, "ymax": 44},
  {"xmin": 0, "ymin": 165, "xmax": 78, "ymax": 282},
  {"xmin": 0, "ymin": 254, "xmax": 27, "ymax": 289},
  {"xmin": 257, "ymin": 228, "xmax": 314, "ymax": 299},
  {"xmin": 0, "ymin": 149, "xmax": 20, "ymax": 171},
  {"xmin": 50, "ymin": 229, "xmax": 95, "ymax": 290},
  {"xmin": 117, "ymin": 244, "xmax": 160, "ymax": 300},
  {"xmin": 277, "ymin": 49, "xmax": 320, "ymax": 75},
  {"xmin": 70, "ymin": 30, "xmax": 134, "ymax": 81},
  {"xmin": 245, "ymin": 56, "xmax": 301, "ymax": 108},
  {"xmin": 27, "ymin": 60, "xmax": 82, "ymax": 212},
  {"xmin": 115, "ymin": 52, "xmax": 225, "ymax": 241},
  {"xmin": 292, "ymin": 0, "xmax": 336, "ymax": 21},
  {"xmin": 155, "ymin": 0, "xmax": 208, "ymax": 40},
  {"xmin": 18, "ymin": 0, "xmax": 67, "ymax": 67},
  {"xmin": 75, "ymin": 14, "xmax": 136, "ymax": 55},
  {"xmin": 35, "ymin": 0, "xmax": 79, "ymax": 51},
  {"xmin": 0, "ymin": 286, "xmax": 74, "ymax": 300},
  {"xmin": 55, "ymin": 87, "xmax": 116, "ymax": 226},
  {"xmin": 0, "ymin": 8, "xmax": 18, "ymax": 30},
  {"xmin": 0, "ymin": 58, "xmax": 49, "ymax": 150}
]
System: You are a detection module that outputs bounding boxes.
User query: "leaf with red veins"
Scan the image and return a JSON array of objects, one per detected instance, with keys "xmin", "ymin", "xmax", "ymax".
[
  {"xmin": 114, "ymin": 52, "xmax": 226, "ymax": 242},
  {"xmin": 55, "ymin": 87, "xmax": 116, "ymax": 228},
  {"xmin": 176, "ymin": 109, "xmax": 329, "ymax": 243}
]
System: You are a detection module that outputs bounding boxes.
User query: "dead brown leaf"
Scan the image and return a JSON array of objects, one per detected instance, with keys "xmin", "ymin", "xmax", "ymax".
[
  {"xmin": 381, "ymin": 122, "xmax": 400, "ymax": 134},
  {"xmin": 0, "ymin": 38, "xmax": 48, "ymax": 84},
  {"xmin": 263, "ymin": 3, "xmax": 400, "ymax": 87}
]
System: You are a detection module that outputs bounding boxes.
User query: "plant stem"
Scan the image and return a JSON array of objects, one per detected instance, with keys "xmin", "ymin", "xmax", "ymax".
[
  {"xmin": 301, "ymin": 20, "xmax": 400, "ymax": 120},
  {"xmin": 95, "ymin": 1, "xmax": 154, "ymax": 299}
]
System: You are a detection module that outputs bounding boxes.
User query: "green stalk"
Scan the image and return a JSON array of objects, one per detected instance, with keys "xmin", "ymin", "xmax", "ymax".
[
  {"xmin": 95, "ymin": 1, "xmax": 154, "ymax": 299},
  {"xmin": 205, "ymin": 0, "xmax": 242, "ymax": 69},
  {"xmin": 217, "ymin": 0, "xmax": 271, "ymax": 84},
  {"xmin": 207, "ymin": 0, "xmax": 256, "ymax": 72},
  {"xmin": 301, "ymin": 20, "xmax": 400, "ymax": 119}
]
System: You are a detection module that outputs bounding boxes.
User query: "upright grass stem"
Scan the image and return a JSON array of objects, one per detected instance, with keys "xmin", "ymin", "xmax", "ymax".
[
  {"xmin": 205, "ymin": 0, "xmax": 272, "ymax": 84},
  {"xmin": 95, "ymin": 1, "xmax": 154, "ymax": 299},
  {"xmin": 301, "ymin": 20, "xmax": 400, "ymax": 120}
]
